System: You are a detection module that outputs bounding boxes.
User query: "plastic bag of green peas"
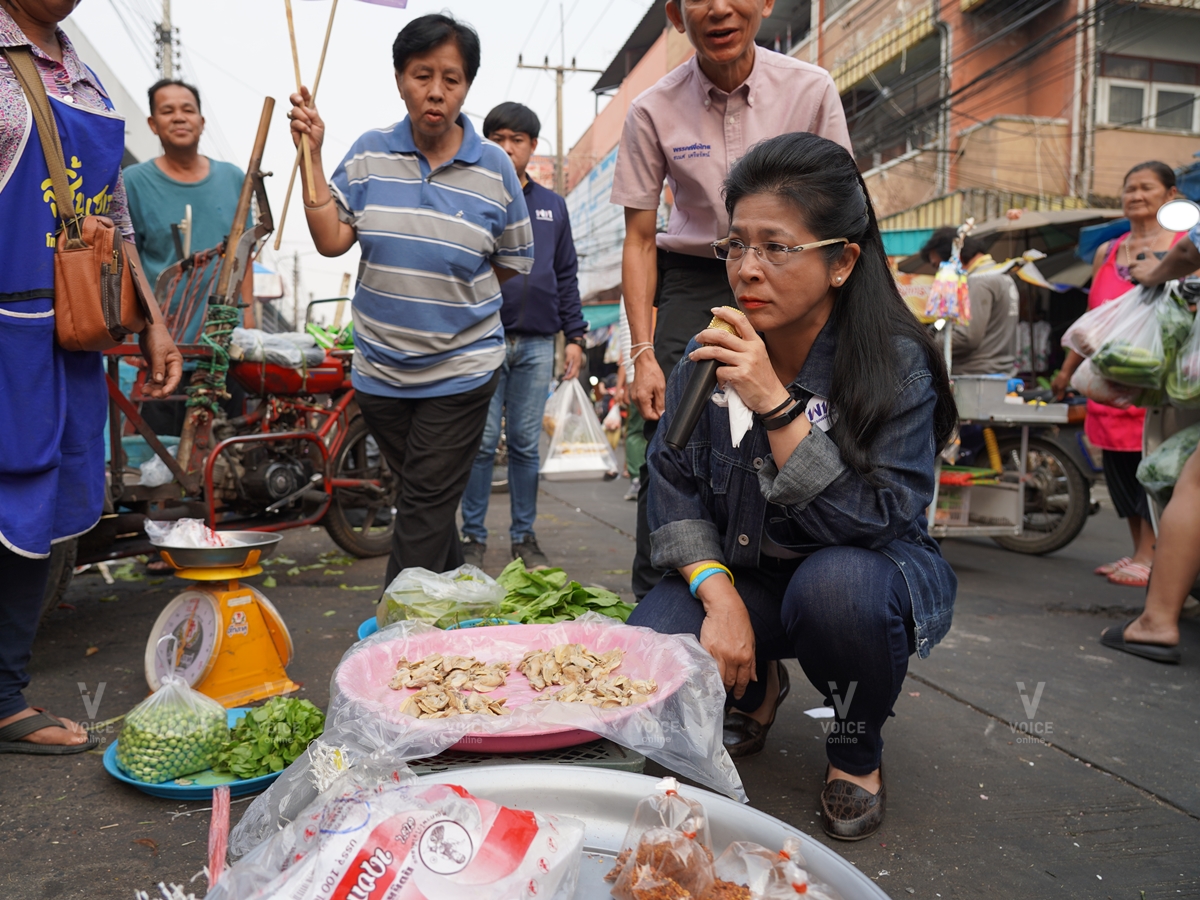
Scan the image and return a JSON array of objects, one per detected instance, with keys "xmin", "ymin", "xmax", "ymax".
[{"xmin": 115, "ymin": 636, "xmax": 228, "ymax": 784}]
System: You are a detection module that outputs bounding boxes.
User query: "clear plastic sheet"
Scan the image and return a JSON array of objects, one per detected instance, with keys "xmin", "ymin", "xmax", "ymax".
[
  {"xmin": 1069, "ymin": 358, "xmax": 1140, "ymax": 410},
  {"xmin": 231, "ymin": 327, "xmax": 327, "ymax": 369},
  {"xmin": 211, "ymin": 771, "xmax": 585, "ymax": 900},
  {"xmin": 230, "ymin": 614, "xmax": 744, "ymax": 859},
  {"xmin": 376, "ymin": 565, "xmax": 506, "ymax": 629},
  {"xmin": 1137, "ymin": 422, "xmax": 1200, "ymax": 506}
]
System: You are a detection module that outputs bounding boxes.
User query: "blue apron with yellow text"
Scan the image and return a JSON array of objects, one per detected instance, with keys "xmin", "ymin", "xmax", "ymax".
[{"xmin": 0, "ymin": 89, "xmax": 125, "ymax": 557}]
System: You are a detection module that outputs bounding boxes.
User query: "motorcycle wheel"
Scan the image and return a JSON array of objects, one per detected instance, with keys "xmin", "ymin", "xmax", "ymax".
[
  {"xmin": 324, "ymin": 415, "xmax": 397, "ymax": 558},
  {"xmin": 40, "ymin": 538, "xmax": 77, "ymax": 621},
  {"xmin": 991, "ymin": 435, "xmax": 1090, "ymax": 555}
]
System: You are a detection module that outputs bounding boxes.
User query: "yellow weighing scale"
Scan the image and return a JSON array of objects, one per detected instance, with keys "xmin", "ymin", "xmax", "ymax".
[{"xmin": 145, "ymin": 531, "xmax": 299, "ymax": 707}]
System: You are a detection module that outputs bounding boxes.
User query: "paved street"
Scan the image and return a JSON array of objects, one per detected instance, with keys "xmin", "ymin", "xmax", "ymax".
[{"xmin": 2, "ymin": 475, "xmax": 1198, "ymax": 898}]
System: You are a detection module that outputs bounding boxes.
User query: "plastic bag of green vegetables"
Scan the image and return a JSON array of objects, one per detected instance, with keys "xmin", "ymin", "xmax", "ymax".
[
  {"xmin": 213, "ymin": 697, "xmax": 325, "ymax": 779},
  {"xmin": 1167, "ymin": 307, "xmax": 1200, "ymax": 407},
  {"xmin": 495, "ymin": 558, "xmax": 635, "ymax": 623},
  {"xmin": 376, "ymin": 564, "xmax": 506, "ymax": 629},
  {"xmin": 1091, "ymin": 284, "xmax": 1176, "ymax": 389},
  {"xmin": 115, "ymin": 636, "xmax": 228, "ymax": 784},
  {"xmin": 1137, "ymin": 422, "xmax": 1200, "ymax": 506}
]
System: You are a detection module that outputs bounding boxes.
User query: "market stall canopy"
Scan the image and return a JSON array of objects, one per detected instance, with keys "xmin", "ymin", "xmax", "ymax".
[{"xmin": 893, "ymin": 208, "xmax": 1124, "ymax": 274}]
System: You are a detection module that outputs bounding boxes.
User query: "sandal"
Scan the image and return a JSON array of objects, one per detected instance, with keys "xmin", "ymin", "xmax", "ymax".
[
  {"xmin": 1094, "ymin": 556, "xmax": 1132, "ymax": 576},
  {"xmin": 1100, "ymin": 617, "xmax": 1180, "ymax": 665},
  {"xmin": 0, "ymin": 709, "xmax": 99, "ymax": 755},
  {"xmin": 821, "ymin": 764, "xmax": 886, "ymax": 841},
  {"xmin": 722, "ymin": 661, "xmax": 790, "ymax": 759},
  {"xmin": 1107, "ymin": 561, "xmax": 1151, "ymax": 588}
]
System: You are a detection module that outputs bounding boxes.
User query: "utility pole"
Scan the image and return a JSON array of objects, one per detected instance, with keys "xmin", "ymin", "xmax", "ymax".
[
  {"xmin": 292, "ymin": 251, "xmax": 301, "ymax": 331},
  {"xmin": 156, "ymin": 0, "xmax": 177, "ymax": 79},
  {"xmin": 517, "ymin": 3, "xmax": 602, "ymax": 195}
]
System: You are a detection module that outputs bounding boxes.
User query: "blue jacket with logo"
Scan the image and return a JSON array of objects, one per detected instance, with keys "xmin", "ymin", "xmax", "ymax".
[
  {"xmin": 501, "ymin": 178, "xmax": 586, "ymax": 339},
  {"xmin": 647, "ymin": 319, "xmax": 957, "ymax": 659}
]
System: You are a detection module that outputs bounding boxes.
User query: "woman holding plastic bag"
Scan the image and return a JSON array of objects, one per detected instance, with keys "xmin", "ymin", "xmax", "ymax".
[
  {"xmin": 630, "ymin": 134, "xmax": 958, "ymax": 841},
  {"xmin": 1052, "ymin": 162, "xmax": 1190, "ymax": 588}
]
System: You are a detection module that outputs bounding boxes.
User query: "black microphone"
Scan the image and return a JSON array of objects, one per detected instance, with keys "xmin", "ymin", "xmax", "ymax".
[{"xmin": 664, "ymin": 307, "xmax": 744, "ymax": 451}]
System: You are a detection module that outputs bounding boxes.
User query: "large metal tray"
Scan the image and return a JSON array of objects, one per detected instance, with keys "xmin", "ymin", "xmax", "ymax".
[
  {"xmin": 152, "ymin": 530, "xmax": 282, "ymax": 568},
  {"xmin": 415, "ymin": 765, "xmax": 889, "ymax": 899}
]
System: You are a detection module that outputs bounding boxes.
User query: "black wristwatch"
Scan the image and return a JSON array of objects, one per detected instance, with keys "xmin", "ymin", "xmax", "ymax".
[{"xmin": 566, "ymin": 336, "xmax": 586, "ymax": 348}]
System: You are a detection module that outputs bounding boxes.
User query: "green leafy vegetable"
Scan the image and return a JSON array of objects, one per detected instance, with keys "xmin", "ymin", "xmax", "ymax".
[
  {"xmin": 494, "ymin": 559, "xmax": 634, "ymax": 624},
  {"xmin": 212, "ymin": 697, "xmax": 325, "ymax": 780}
]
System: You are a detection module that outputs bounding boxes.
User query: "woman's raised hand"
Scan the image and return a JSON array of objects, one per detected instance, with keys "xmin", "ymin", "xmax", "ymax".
[
  {"xmin": 690, "ymin": 306, "xmax": 791, "ymax": 415},
  {"xmin": 288, "ymin": 86, "xmax": 324, "ymax": 155}
]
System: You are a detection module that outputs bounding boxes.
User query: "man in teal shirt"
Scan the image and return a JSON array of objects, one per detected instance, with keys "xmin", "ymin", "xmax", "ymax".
[
  {"xmin": 124, "ymin": 79, "xmax": 249, "ymax": 433},
  {"xmin": 124, "ymin": 79, "xmax": 249, "ymax": 341}
]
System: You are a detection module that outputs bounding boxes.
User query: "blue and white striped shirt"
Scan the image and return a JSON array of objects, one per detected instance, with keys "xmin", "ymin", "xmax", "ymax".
[{"xmin": 330, "ymin": 115, "xmax": 534, "ymax": 398}]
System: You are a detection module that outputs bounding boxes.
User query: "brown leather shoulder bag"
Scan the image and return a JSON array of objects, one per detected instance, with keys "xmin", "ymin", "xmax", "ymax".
[{"xmin": 4, "ymin": 47, "xmax": 152, "ymax": 351}]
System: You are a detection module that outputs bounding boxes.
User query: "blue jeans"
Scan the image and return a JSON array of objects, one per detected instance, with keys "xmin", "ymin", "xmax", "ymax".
[
  {"xmin": 461, "ymin": 334, "xmax": 556, "ymax": 542},
  {"xmin": 627, "ymin": 546, "xmax": 915, "ymax": 775}
]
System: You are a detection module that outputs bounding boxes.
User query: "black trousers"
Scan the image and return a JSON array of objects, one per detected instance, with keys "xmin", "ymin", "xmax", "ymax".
[
  {"xmin": 1102, "ymin": 449, "xmax": 1151, "ymax": 520},
  {"xmin": 357, "ymin": 370, "xmax": 499, "ymax": 587},
  {"xmin": 633, "ymin": 251, "xmax": 735, "ymax": 599},
  {"xmin": 0, "ymin": 547, "xmax": 52, "ymax": 719}
]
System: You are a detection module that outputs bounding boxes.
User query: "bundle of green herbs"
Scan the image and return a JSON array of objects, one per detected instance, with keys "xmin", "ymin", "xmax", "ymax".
[{"xmin": 212, "ymin": 697, "xmax": 326, "ymax": 779}]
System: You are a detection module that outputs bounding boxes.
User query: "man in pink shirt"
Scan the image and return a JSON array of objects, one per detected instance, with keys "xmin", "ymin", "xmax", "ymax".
[{"xmin": 611, "ymin": 0, "xmax": 851, "ymax": 599}]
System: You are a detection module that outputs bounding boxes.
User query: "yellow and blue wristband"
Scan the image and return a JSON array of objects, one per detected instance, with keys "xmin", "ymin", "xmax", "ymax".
[{"xmin": 689, "ymin": 563, "xmax": 734, "ymax": 598}]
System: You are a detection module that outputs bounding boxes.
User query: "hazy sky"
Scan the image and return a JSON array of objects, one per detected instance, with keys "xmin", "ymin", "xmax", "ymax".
[{"xmin": 70, "ymin": 0, "xmax": 654, "ymax": 314}]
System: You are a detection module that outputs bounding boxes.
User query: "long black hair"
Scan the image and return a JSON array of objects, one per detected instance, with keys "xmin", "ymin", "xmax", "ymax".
[{"xmin": 722, "ymin": 132, "xmax": 958, "ymax": 477}]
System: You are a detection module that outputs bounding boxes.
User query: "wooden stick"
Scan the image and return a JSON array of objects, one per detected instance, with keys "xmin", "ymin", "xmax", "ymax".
[
  {"xmin": 275, "ymin": 0, "xmax": 339, "ymax": 251},
  {"xmin": 284, "ymin": 0, "xmax": 317, "ymax": 204}
]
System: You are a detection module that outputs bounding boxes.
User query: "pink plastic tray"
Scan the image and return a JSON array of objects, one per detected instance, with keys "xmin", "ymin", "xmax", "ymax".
[{"xmin": 336, "ymin": 622, "xmax": 692, "ymax": 753}]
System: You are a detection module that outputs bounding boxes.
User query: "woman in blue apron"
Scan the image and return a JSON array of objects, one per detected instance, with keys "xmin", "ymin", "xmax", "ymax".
[{"xmin": 0, "ymin": 0, "xmax": 181, "ymax": 754}]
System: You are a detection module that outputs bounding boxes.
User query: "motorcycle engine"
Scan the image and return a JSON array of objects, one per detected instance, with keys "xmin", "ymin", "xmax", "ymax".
[{"xmin": 241, "ymin": 455, "xmax": 314, "ymax": 505}]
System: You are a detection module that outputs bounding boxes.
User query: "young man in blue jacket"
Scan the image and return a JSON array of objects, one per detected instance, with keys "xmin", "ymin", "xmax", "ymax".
[{"xmin": 459, "ymin": 102, "xmax": 587, "ymax": 569}]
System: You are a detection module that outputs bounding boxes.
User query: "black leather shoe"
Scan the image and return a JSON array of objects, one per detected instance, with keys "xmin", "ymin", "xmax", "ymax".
[
  {"xmin": 821, "ymin": 765, "xmax": 885, "ymax": 841},
  {"xmin": 722, "ymin": 661, "xmax": 790, "ymax": 758}
]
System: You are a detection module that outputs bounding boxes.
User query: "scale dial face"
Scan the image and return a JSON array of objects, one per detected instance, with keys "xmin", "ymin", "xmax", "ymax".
[{"xmin": 145, "ymin": 590, "xmax": 223, "ymax": 691}]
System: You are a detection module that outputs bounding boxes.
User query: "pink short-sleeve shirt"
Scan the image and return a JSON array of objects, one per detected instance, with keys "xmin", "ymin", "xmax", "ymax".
[{"xmin": 610, "ymin": 48, "xmax": 852, "ymax": 258}]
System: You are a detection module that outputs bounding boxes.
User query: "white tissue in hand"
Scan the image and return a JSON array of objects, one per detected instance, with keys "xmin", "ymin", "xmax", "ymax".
[{"xmin": 710, "ymin": 386, "xmax": 754, "ymax": 448}]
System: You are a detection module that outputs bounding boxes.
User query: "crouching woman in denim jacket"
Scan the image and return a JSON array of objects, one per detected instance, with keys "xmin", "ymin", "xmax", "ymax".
[{"xmin": 628, "ymin": 132, "xmax": 958, "ymax": 841}]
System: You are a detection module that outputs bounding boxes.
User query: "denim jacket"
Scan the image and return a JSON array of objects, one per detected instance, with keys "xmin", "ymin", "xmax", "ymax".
[{"xmin": 647, "ymin": 320, "xmax": 956, "ymax": 658}]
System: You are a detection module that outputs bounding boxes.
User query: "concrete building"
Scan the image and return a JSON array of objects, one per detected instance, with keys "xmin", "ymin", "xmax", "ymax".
[{"xmin": 565, "ymin": 0, "xmax": 1200, "ymax": 298}]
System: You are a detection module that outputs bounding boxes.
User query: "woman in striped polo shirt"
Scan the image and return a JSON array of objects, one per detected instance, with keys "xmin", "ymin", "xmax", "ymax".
[{"xmin": 288, "ymin": 13, "xmax": 534, "ymax": 585}]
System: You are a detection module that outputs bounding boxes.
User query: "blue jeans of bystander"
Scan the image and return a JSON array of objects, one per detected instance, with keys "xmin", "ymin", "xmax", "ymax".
[
  {"xmin": 628, "ymin": 546, "xmax": 914, "ymax": 775},
  {"xmin": 461, "ymin": 334, "xmax": 556, "ymax": 543}
]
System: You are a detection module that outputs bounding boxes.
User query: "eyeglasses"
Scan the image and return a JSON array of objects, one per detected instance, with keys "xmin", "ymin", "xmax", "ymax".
[{"xmin": 711, "ymin": 237, "xmax": 849, "ymax": 266}]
